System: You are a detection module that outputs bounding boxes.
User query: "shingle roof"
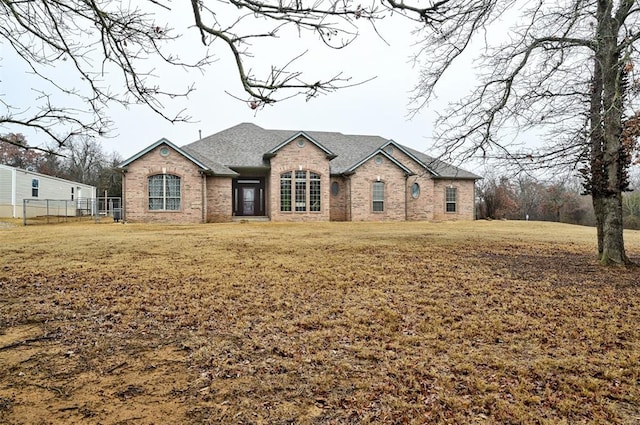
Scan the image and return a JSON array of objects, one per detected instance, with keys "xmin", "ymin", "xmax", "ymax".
[
  {"xmin": 182, "ymin": 123, "xmax": 481, "ymax": 179},
  {"xmin": 118, "ymin": 137, "xmax": 238, "ymax": 177}
]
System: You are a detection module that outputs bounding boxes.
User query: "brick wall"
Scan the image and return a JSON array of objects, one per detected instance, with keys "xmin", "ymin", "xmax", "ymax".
[
  {"xmin": 385, "ymin": 148, "xmax": 435, "ymax": 221},
  {"xmin": 268, "ymin": 136, "xmax": 331, "ymax": 222},
  {"xmin": 123, "ymin": 144, "xmax": 205, "ymax": 223},
  {"xmin": 329, "ymin": 176, "xmax": 348, "ymax": 221},
  {"xmin": 123, "ymin": 139, "xmax": 476, "ymax": 224},
  {"xmin": 349, "ymin": 154, "xmax": 407, "ymax": 221},
  {"xmin": 206, "ymin": 176, "xmax": 233, "ymax": 222},
  {"xmin": 432, "ymin": 179, "xmax": 476, "ymax": 221},
  {"xmin": 406, "ymin": 175, "xmax": 435, "ymax": 221}
]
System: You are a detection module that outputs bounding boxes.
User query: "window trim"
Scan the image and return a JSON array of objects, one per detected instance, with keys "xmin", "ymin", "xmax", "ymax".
[
  {"xmin": 31, "ymin": 178, "xmax": 39, "ymax": 198},
  {"xmin": 372, "ymin": 181, "xmax": 384, "ymax": 212},
  {"xmin": 295, "ymin": 170, "xmax": 307, "ymax": 212},
  {"xmin": 331, "ymin": 181, "xmax": 340, "ymax": 196},
  {"xmin": 280, "ymin": 172, "xmax": 292, "ymax": 212},
  {"xmin": 411, "ymin": 182, "xmax": 420, "ymax": 199},
  {"xmin": 445, "ymin": 187, "xmax": 457, "ymax": 213},
  {"xmin": 280, "ymin": 170, "xmax": 322, "ymax": 213},
  {"xmin": 148, "ymin": 174, "xmax": 181, "ymax": 211},
  {"xmin": 309, "ymin": 172, "xmax": 321, "ymax": 212}
]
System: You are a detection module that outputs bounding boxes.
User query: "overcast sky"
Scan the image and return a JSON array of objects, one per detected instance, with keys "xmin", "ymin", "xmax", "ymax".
[{"xmin": 2, "ymin": 4, "xmax": 480, "ymax": 171}]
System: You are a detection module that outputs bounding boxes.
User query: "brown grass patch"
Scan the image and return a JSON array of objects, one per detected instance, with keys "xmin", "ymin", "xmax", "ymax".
[{"xmin": 1, "ymin": 220, "xmax": 639, "ymax": 424}]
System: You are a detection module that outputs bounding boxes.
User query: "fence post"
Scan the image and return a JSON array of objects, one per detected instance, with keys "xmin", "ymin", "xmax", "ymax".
[{"xmin": 23, "ymin": 199, "xmax": 27, "ymax": 226}]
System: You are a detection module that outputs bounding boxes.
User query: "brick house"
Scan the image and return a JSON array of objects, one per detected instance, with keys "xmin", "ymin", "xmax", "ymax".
[{"xmin": 118, "ymin": 123, "xmax": 480, "ymax": 223}]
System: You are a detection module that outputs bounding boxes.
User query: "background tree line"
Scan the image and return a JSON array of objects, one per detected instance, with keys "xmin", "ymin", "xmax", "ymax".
[
  {"xmin": 0, "ymin": 133, "xmax": 122, "ymax": 198},
  {"xmin": 477, "ymin": 171, "xmax": 640, "ymax": 230}
]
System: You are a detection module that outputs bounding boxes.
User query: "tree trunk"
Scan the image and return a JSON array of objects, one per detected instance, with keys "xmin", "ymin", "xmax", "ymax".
[
  {"xmin": 598, "ymin": 194, "xmax": 628, "ymax": 264},
  {"xmin": 591, "ymin": 0, "xmax": 630, "ymax": 265},
  {"xmin": 592, "ymin": 195, "xmax": 604, "ymax": 256}
]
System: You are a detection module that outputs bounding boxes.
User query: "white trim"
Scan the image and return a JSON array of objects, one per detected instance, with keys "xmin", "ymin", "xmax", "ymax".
[
  {"xmin": 381, "ymin": 140, "xmax": 440, "ymax": 177},
  {"xmin": 118, "ymin": 138, "xmax": 210, "ymax": 170},
  {"xmin": 345, "ymin": 148, "xmax": 414, "ymax": 175},
  {"xmin": 266, "ymin": 131, "xmax": 336, "ymax": 158}
]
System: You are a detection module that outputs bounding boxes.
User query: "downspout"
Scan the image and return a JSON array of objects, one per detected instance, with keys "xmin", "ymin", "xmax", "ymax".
[
  {"xmin": 121, "ymin": 169, "xmax": 127, "ymax": 222},
  {"xmin": 347, "ymin": 175, "xmax": 352, "ymax": 221},
  {"xmin": 404, "ymin": 174, "xmax": 409, "ymax": 221},
  {"xmin": 473, "ymin": 180, "xmax": 477, "ymax": 220},
  {"xmin": 201, "ymin": 171, "xmax": 206, "ymax": 224}
]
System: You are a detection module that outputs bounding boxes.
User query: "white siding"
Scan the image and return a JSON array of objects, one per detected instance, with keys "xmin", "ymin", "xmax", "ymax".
[
  {"xmin": 0, "ymin": 167, "xmax": 13, "ymax": 217},
  {"xmin": 0, "ymin": 167, "xmax": 12, "ymax": 203},
  {"xmin": 0, "ymin": 164, "xmax": 96, "ymax": 218}
]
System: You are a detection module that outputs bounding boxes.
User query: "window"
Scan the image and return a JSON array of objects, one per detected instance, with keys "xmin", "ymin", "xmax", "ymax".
[
  {"xmin": 280, "ymin": 172, "xmax": 292, "ymax": 212},
  {"xmin": 331, "ymin": 181, "xmax": 340, "ymax": 196},
  {"xmin": 71, "ymin": 187, "xmax": 74, "ymax": 201},
  {"xmin": 411, "ymin": 183, "xmax": 420, "ymax": 199},
  {"xmin": 446, "ymin": 187, "xmax": 457, "ymax": 213},
  {"xmin": 148, "ymin": 174, "xmax": 181, "ymax": 211},
  {"xmin": 310, "ymin": 172, "xmax": 321, "ymax": 212},
  {"xmin": 373, "ymin": 181, "xmax": 384, "ymax": 212},
  {"xmin": 31, "ymin": 179, "xmax": 39, "ymax": 197},
  {"xmin": 295, "ymin": 170, "xmax": 307, "ymax": 211},
  {"xmin": 280, "ymin": 170, "xmax": 322, "ymax": 213}
]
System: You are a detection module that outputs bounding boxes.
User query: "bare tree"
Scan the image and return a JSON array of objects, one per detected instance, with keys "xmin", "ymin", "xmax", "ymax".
[
  {"xmin": 394, "ymin": 0, "xmax": 640, "ymax": 265},
  {"xmin": 60, "ymin": 135, "xmax": 107, "ymax": 186},
  {"xmin": 1, "ymin": 0, "xmax": 391, "ymax": 150}
]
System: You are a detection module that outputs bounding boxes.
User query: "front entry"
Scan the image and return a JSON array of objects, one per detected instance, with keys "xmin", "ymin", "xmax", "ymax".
[{"xmin": 233, "ymin": 178, "xmax": 265, "ymax": 216}]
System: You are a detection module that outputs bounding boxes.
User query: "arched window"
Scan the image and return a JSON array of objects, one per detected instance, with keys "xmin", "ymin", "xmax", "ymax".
[
  {"xmin": 280, "ymin": 172, "xmax": 292, "ymax": 212},
  {"xmin": 148, "ymin": 174, "xmax": 181, "ymax": 211},
  {"xmin": 295, "ymin": 170, "xmax": 307, "ymax": 211},
  {"xmin": 309, "ymin": 172, "xmax": 321, "ymax": 212},
  {"xmin": 280, "ymin": 170, "xmax": 321, "ymax": 212}
]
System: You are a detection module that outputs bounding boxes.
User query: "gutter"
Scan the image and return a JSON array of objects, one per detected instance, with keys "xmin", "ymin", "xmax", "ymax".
[
  {"xmin": 121, "ymin": 168, "xmax": 127, "ymax": 222},
  {"xmin": 201, "ymin": 171, "xmax": 206, "ymax": 224},
  {"xmin": 348, "ymin": 175, "xmax": 353, "ymax": 221},
  {"xmin": 404, "ymin": 174, "xmax": 409, "ymax": 221}
]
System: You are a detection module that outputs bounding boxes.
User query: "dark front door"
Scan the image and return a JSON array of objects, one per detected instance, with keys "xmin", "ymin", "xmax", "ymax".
[
  {"xmin": 234, "ymin": 179, "xmax": 265, "ymax": 216},
  {"xmin": 240, "ymin": 186, "xmax": 256, "ymax": 215}
]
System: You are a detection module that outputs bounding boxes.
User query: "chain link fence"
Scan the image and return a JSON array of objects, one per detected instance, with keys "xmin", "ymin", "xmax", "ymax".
[
  {"xmin": 22, "ymin": 198, "xmax": 122, "ymax": 225},
  {"xmin": 97, "ymin": 197, "xmax": 123, "ymax": 222}
]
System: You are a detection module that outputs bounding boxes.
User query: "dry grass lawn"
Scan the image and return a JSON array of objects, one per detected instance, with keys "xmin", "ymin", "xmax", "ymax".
[{"xmin": 1, "ymin": 220, "xmax": 639, "ymax": 424}]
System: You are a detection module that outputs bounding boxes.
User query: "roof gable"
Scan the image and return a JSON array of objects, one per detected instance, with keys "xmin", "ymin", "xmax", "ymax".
[
  {"xmin": 380, "ymin": 140, "xmax": 440, "ymax": 177},
  {"xmin": 264, "ymin": 131, "xmax": 337, "ymax": 159},
  {"xmin": 117, "ymin": 138, "xmax": 238, "ymax": 177},
  {"xmin": 345, "ymin": 148, "xmax": 415, "ymax": 175}
]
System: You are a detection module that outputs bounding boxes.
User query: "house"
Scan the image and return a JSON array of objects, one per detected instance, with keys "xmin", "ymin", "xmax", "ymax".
[
  {"xmin": 0, "ymin": 163, "xmax": 97, "ymax": 218},
  {"xmin": 118, "ymin": 123, "xmax": 480, "ymax": 223}
]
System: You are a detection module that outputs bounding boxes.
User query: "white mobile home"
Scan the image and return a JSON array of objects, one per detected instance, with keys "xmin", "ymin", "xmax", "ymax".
[{"xmin": 0, "ymin": 164, "xmax": 97, "ymax": 218}]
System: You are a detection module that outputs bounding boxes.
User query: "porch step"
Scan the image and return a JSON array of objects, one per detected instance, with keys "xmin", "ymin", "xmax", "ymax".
[{"xmin": 232, "ymin": 216, "xmax": 270, "ymax": 222}]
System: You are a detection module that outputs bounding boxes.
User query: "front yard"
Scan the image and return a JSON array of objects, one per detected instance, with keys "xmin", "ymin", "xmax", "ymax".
[{"xmin": 1, "ymin": 221, "xmax": 639, "ymax": 424}]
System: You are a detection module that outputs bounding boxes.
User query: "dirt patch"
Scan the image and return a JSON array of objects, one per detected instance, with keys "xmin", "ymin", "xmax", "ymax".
[{"xmin": 0, "ymin": 324, "xmax": 45, "ymax": 348}]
